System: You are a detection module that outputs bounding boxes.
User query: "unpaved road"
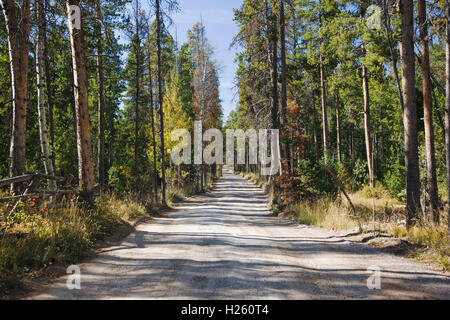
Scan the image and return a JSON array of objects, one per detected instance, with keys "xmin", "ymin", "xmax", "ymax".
[{"xmin": 33, "ymin": 167, "xmax": 449, "ymax": 300}]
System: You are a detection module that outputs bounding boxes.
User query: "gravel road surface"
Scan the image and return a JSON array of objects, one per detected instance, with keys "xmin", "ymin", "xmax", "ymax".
[{"xmin": 33, "ymin": 167, "xmax": 449, "ymax": 300}]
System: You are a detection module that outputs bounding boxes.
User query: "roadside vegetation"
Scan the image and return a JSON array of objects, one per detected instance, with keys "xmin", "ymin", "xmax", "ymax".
[
  {"xmin": 0, "ymin": 195, "xmax": 147, "ymax": 298},
  {"xmin": 239, "ymin": 168, "xmax": 449, "ymax": 271},
  {"xmin": 0, "ymin": 172, "xmax": 218, "ymax": 299}
]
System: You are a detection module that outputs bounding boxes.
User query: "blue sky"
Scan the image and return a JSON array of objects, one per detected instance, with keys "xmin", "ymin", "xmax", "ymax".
[{"xmin": 168, "ymin": 0, "xmax": 242, "ymax": 121}]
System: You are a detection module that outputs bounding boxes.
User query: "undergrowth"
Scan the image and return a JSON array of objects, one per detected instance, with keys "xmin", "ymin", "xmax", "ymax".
[{"xmin": 0, "ymin": 195, "xmax": 148, "ymax": 299}]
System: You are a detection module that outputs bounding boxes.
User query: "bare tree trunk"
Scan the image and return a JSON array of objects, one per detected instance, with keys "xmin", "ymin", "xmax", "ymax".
[
  {"xmin": 383, "ymin": 0, "xmax": 405, "ymax": 115},
  {"xmin": 96, "ymin": 0, "xmax": 105, "ymax": 189},
  {"xmin": 67, "ymin": 1, "xmax": 95, "ymax": 202},
  {"xmin": 132, "ymin": 3, "xmax": 141, "ymax": 191},
  {"xmin": 400, "ymin": 0, "xmax": 421, "ymax": 227},
  {"xmin": 280, "ymin": 0, "xmax": 288, "ymax": 166},
  {"xmin": 1, "ymin": 0, "xmax": 31, "ymax": 191},
  {"xmin": 200, "ymin": 58, "xmax": 207, "ymax": 192},
  {"xmin": 266, "ymin": 0, "xmax": 279, "ymax": 132},
  {"xmin": 70, "ymin": 63, "xmax": 78, "ymax": 145},
  {"xmin": 360, "ymin": 5, "xmax": 374, "ymax": 191},
  {"xmin": 312, "ymin": 92, "xmax": 320, "ymax": 165},
  {"xmin": 148, "ymin": 56, "xmax": 158, "ymax": 203},
  {"xmin": 43, "ymin": 0, "xmax": 55, "ymax": 169},
  {"xmin": 36, "ymin": 0, "xmax": 56, "ymax": 190},
  {"xmin": 108, "ymin": 109, "xmax": 114, "ymax": 169},
  {"xmin": 362, "ymin": 63, "xmax": 374, "ymax": 189},
  {"xmin": 336, "ymin": 90, "xmax": 342, "ymax": 163},
  {"xmin": 156, "ymin": 0, "xmax": 166, "ymax": 204},
  {"xmin": 319, "ymin": 1, "xmax": 328, "ymax": 164},
  {"xmin": 445, "ymin": 5, "xmax": 450, "ymax": 236},
  {"xmin": 269, "ymin": 1, "xmax": 281, "ymax": 178},
  {"xmin": 419, "ymin": 0, "xmax": 439, "ymax": 225},
  {"xmin": 134, "ymin": 42, "xmax": 141, "ymax": 190}
]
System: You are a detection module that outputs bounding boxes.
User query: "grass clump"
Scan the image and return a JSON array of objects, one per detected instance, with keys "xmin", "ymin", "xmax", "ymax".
[
  {"xmin": 168, "ymin": 189, "xmax": 186, "ymax": 204},
  {"xmin": 284, "ymin": 198, "xmax": 358, "ymax": 231}
]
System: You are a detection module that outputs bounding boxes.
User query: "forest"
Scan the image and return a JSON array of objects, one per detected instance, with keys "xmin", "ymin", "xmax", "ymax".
[{"xmin": 0, "ymin": 0, "xmax": 449, "ymax": 299}]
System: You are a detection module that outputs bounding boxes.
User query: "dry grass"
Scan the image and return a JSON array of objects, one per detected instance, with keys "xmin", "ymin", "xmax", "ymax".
[
  {"xmin": 350, "ymin": 186, "xmax": 403, "ymax": 210},
  {"xmin": 283, "ymin": 199, "xmax": 359, "ymax": 231},
  {"xmin": 390, "ymin": 225, "xmax": 449, "ymax": 271},
  {"xmin": 97, "ymin": 194, "xmax": 147, "ymax": 221}
]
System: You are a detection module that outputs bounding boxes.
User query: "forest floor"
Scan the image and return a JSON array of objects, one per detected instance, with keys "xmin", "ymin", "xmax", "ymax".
[{"xmin": 26, "ymin": 167, "xmax": 449, "ymax": 300}]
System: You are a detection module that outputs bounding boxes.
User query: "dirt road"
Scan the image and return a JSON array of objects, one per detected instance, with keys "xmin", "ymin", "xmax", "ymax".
[{"xmin": 33, "ymin": 167, "xmax": 449, "ymax": 300}]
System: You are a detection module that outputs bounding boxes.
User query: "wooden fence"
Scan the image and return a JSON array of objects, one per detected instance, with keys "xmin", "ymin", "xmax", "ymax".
[{"xmin": 0, "ymin": 173, "xmax": 75, "ymax": 215}]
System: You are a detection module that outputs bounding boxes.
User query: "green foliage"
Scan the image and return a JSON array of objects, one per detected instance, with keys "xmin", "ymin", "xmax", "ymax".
[{"xmin": 384, "ymin": 161, "xmax": 407, "ymax": 201}]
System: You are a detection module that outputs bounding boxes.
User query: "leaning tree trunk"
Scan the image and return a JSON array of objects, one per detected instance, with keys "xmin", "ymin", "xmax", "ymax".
[
  {"xmin": 67, "ymin": 1, "xmax": 95, "ymax": 202},
  {"xmin": 419, "ymin": 0, "xmax": 439, "ymax": 225},
  {"xmin": 36, "ymin": 0, "xmax": 56, "ymax": 190},
  {"xmin": 400, "ymin": 0, "xmax": 421, "ymax": 227},
  {"xmin": 156, "ymin": 0, "xmax": 166, "ymax": 204},
  {"xmin": 446, "ymin": 5, "xmax": 450, "ymax": 237},
  {"xmin": 1, "ymin": 0, "xmax": 31, "ymax": 191}
]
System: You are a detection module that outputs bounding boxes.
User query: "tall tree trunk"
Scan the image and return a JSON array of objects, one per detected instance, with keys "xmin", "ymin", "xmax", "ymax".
[
  {"xmin": 36, "ymin": 0, "xmax": 56, "ymax": 190},
  {"xmin": 311, "ymin": 91, "xmax": 319, "ymax": 164},
  {"xmin": 134, "ymin": 38, "xmax": 141, "ymax": 190},
  {"xmin": 383, "ymin": 0, "xmax": 405, "ymax": 115},
  {"xmin": 267, "ymin": 0, "xmax": 279, "ymax": 131},
  {"xmin": 43, "ymin": 0, "xmax": 55, "ymax": 169},
  {"xmin": 70, "ymin": 62, "xmax": 78, "ymax": 145},
  {"xmin": 280, "ymin": 0, "xmax": 288, "ymax": 166},
  {"xmin": 419, "ymin": 0, "xmax": 439, "ymax": 225},
  {"xmin": 200, "ymin": 59, "xmax": 207, "ymax": 192},
  {"xmin": 96, "ymin": 0, "xmax": 105, "ymax": 189},
  {"xmin": 108, "ymin": 104, "xmax": 114, "ymax": 170},
  {"xmin": 1, "ymin": 0, "xmax": 31, "ymax": 190},
  {"xmin": 319, "ymin": 0, "xmax": 328, "ymax": 164},
  {"xmin": 400, "ymin": 0, "xmax": 421, "ymax": 227},
  {"xmin": 360, "ymin": 4, "xmax": 374, "ymax": 191},
  {"xmin": 148, "ymin": 56, "xmax": 158, "ymax": 203},
  {"xmin": 156, "ymin": 0, "xmax": 166, "ymax": 204},
  {"xmin": 336, "ymin": 90, "xmax": 342, "ymax": 163},
  {"xmin": 445, "ymin": 4, "xmax": 450, "ymax": 237},
  {"xmin": 269, "ymin": 0, "xmax": 281, "ymax": 178},
  {"xmin": 67, "ymin": 1, "xmax": 95, "ymax": 202},
  {"xmin": 362, "ymin": 64, "xmax": 374, "ymax": 189}
]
